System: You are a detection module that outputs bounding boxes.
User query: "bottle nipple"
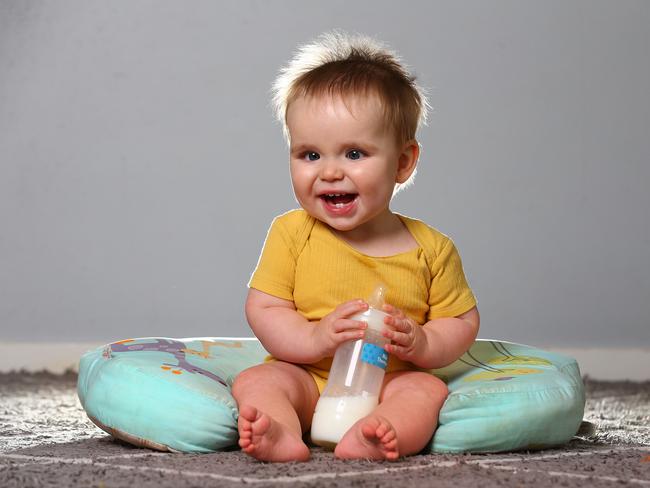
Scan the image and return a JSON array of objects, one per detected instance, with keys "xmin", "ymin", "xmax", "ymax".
[{"xmin": 367, "ymin": 283, "xmax": 387, "ymax": 310}]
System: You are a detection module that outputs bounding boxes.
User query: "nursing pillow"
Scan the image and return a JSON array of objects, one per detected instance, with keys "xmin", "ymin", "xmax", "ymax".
[{"xmin": 77, "ymin": 337, "xmax": 584, "ymax": 453}]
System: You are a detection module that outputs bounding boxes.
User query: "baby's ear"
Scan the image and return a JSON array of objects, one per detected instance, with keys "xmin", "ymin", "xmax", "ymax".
[{"xmin": 396, "ymin": 139, "xmax": 420, "ymax": 184}]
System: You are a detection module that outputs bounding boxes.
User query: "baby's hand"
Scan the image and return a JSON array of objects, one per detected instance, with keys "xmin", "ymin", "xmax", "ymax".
[
  {"xmin": 382, "ymin": 304, "xmax": 426, "ymax": 362},
  {"xmin": 311, "ymin": 299, "xmax": 369, "ymax": 358}
]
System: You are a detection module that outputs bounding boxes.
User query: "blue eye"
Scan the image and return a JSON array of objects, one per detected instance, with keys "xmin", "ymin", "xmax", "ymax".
[
  {"xmin": 346, "ymin": 150, "xmax": 363, "ymax": 160},
  {"xmin": 305, "ymin": 152, "xmax": 320, "ymax": 161}
]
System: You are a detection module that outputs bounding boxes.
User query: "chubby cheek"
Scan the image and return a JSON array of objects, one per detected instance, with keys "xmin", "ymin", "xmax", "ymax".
[
  {"xmin": 357, "ymin": 177, "xmax": 395, "ymax": 205},
  {"xmin": 290, "ymin": 174, "xmax": 316, "ymax": 209},
  {"xmin": 291, "ymin": 183, "xmax": 310, "ymax": 207},
  {"xmin": 363, "ymin": 191, "xmax": 392, "ymax": 213}
]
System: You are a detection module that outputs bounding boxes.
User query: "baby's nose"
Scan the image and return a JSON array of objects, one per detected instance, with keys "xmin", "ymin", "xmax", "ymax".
[{"xmin": 319, "ymin": 159, "xmax": 344, "ymax": 180}]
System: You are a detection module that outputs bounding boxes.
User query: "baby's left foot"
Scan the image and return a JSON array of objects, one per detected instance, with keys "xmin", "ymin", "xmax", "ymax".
[{"xmin": 334, "ymin": 415, "xmax": 399, "ymax": 461}]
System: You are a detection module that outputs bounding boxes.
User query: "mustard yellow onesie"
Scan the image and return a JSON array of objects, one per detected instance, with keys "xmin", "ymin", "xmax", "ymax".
[{"xmin": 249, "ymin": 209, "xmax": 477, "ymax": 392}]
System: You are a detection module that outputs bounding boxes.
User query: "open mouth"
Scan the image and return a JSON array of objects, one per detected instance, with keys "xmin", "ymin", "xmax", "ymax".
[
  {"xmin": 319, "ymin": 193, "xmax": 358, "ymax": 215},
  {"xmin": 320, "ymin": 193, "xmax": 358, "ymax": 207}
]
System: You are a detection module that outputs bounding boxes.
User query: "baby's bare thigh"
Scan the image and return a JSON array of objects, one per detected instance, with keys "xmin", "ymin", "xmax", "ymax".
[{"xmin": 380, "ymin": 370, "xmax": 448, "ymax": 405}]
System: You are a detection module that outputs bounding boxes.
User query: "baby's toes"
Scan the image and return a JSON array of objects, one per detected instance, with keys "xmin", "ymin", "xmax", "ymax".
[
  {"xmin": 383, "ymin": 436, "xmax": 398, "ymax": 450},
  {"xmin": 380, "ymin": 427, "xmax": 396, "ymax": 444},
  {"xmin": 361, "ymin": 418, "xmax": 382, "ymax": 439},
  {"xmin": 375, "ymin": 421, "xmax": 391, "ymax": 439},
  {"xmin": 237, "ymin": 417, "xmax": 252, "ymax": 437},
  {"xmin": 385, "ymin": 449, "xmax": 399, "ymax": 461},
  {"xmin": 238, "ymin": 404, "xmax": 260, "ymax": 423}
]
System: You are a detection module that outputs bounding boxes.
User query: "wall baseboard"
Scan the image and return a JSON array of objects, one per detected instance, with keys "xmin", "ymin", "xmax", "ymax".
[
  {"xmin": 0, "ymin": 342, "xmax": 648, "ymax": 381},
  {"xmin": 0, "ymin": 342, "xmax": 102, "ymax": 374},
  {"xmin": 547, "ymin": 347, "xmax": 650, "ymax": 381}
]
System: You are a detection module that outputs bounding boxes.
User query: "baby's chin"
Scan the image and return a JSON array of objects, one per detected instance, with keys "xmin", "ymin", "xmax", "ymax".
[
  {"xmin": 324, "ymin": 221, "xmax": 358, "ymax": 232},
  {"xmin": 319, "ymin": 216, "xmax": 372, "ymax": 235}
]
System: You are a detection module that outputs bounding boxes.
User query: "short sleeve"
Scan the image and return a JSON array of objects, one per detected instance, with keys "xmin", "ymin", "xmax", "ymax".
[
  {"xmin": 427, "ymin": 238, "xmax": 477, "ymax": 320},
  {"xmin": 248, "ymin": 213, "xmax": 300, "ymax": 300}
]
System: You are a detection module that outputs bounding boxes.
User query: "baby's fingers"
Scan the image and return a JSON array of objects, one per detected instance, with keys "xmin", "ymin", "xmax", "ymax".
[
  {"xmin": 334, "ymin": 299, "xmax": 369, "ymax": 319},
  {"xmin": 329, "ymin": 320, "xmax": 366, "ymax": 345},
  {"xmin": 384, "ymin": 329, "xmax": 411, "ymax": 347},
  {"xmin": 384, "ymin": 314, "xmax": 410, "ymax": 333},
  {"xmin": 383, "ymin": 303, "xmax": 407, "ymax": 320},
  {"xmin": 334, "ymin": 329, "xmax": 367, "ymax": 345},
  {"xmin": 385, "ymin": 343, "xmax": 411, "ymax": 357},
  {"xmin": 334, "ymin": 319, "xmax": 367, "ymax": 334}
]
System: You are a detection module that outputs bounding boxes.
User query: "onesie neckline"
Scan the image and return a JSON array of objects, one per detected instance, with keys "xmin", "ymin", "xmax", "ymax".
[{"xmin": 317, "ymin": 214, "xmax": 423, "ymax": 260}]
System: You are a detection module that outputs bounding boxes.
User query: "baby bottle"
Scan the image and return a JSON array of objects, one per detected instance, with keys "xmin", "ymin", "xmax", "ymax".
[{"xmin": 310, "ymin": 284, "xmax": 390, "ymax": 449}]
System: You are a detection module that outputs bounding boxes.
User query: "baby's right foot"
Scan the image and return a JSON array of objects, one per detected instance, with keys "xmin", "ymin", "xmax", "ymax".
[
  {"xmin": 237, "ymin": 405, "xmax": 310, "ymax": 462},
  {"xmin": 334, "ymin": 415, "xmax": 400, "ymax": 461}
]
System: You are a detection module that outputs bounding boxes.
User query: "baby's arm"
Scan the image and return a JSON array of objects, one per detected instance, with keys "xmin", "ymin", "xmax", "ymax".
[
  {"xmin": 382, "ymin": 305, "xmax": 480, "ymax": 370},
  {"xmin": 246, "ymin": 288, "xmax": 369, "ymax": 364}
]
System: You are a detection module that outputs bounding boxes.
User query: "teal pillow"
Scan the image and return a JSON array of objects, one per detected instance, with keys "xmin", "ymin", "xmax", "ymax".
[
  {"xmin": 77, "ymin": 337, "xmax": 584, "ymax": 453},
  {"xmin": 430, "ymin": 340, "xmax": 585, "ymax": 452}
]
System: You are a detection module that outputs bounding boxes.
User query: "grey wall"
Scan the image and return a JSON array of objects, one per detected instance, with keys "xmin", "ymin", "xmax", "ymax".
[{"xmin": 1, "ymin": 0, "xmax": 648, "ymax": 347}]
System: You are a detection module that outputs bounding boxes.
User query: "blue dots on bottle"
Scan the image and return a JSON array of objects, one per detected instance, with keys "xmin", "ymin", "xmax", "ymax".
[{"xmin": 361, "ymin": 343, "xmax": 388, "ymax": 369}]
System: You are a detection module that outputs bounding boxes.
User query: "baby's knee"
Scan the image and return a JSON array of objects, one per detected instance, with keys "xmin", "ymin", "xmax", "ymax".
[
  {"xmin": 412, "ymin": 372, "xmax": 448, "ymax": 400},
  {"xmin": 232, "ymin": 362, "xmax": 312, "ymax": 401},
  {"xmin": 428, "ymin": 375, "xmax": 449, "ymax": 402},
  {"xmin": 232, "ymin": 363, "xmax": 277, "ymax": 399}
]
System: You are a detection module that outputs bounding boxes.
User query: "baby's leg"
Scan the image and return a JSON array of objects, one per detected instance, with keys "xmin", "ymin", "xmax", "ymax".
[
  {"xmin": 232, "ymin": 361, "xmax": 320, "ymax": 462},
  {"xmin": 334, "ymin": 371, "xmax": 447, "ymax": 461}
]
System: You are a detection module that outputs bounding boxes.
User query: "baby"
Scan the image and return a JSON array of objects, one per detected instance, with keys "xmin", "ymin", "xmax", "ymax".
[{"xmin": 232, "ymin": 31, "xmax": 479, "ymax": 462}]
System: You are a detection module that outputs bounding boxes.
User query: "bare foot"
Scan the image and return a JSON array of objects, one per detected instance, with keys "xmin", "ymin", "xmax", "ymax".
[
  {"xmin": 334, "ymin": 415, "xmax": 400, "ymax": 461},
  {"xmin": 237, "ymin": 404, "xmax": 310, "ymax": 462}
]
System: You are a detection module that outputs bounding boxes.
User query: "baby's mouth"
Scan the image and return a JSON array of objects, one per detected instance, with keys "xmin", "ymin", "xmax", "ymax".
[{"xmin": 320, "ymin": 193, "xmax": 358, "ymax": 208}]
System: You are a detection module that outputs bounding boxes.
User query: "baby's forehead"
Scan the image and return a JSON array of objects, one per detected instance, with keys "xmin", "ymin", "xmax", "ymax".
[{"xmin": 288, "ymin": 92, "xmax": 393, "ymax": 129}]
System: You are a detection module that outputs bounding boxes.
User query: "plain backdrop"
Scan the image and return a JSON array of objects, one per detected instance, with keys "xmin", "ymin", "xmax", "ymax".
[{"xmin": 1, "ymin": 0, "xmax": 648, "ymax": 348}]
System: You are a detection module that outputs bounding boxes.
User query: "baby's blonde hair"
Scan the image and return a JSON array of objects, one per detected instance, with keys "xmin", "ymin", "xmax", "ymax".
[{"xmin": 272, "ymin": 31, "xmax": 430, "ymax": 147}]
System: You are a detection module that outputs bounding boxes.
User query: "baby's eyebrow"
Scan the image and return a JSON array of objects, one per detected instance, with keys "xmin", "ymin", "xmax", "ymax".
[
  {"xmin": 290, "ymin": 143, "xmax": 314, "ymax": 154},
  {"xmin": 290, "ymin": 141, "xmax": 378, "ymax": 154},
  {"xmin": 340, "ymin": 141, "xmax": 378, "ymax": 152}
]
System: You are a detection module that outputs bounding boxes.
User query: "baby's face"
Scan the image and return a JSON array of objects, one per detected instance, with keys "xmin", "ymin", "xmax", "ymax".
[{"xmin": 286, "ymin": 94, "xmax": 411, "ymax": 234}]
